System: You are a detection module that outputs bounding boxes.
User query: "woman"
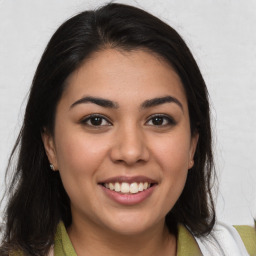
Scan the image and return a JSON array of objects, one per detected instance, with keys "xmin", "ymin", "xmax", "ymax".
[{"xmin": 0, "ymin": 3, "xmax": 255, "ymax": 256}]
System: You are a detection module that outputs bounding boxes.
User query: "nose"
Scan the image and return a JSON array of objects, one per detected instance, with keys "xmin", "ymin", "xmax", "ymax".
[{"xmin": 110, "ymin": 125, "xmax": 150, "ymax": 166}]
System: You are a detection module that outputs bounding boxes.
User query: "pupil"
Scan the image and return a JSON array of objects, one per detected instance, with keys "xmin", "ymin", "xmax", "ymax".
[
  {"xmin": 152, "ymin": 117, "xmax": 163, "ymax": 125},
  {"xmin": 91, "ymin": 117, "xmax": 102, "ymax": 126}
]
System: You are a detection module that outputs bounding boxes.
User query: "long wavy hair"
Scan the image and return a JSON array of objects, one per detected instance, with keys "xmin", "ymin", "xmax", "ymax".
[{"xmin": 0, "ymin": 3, "xmax": 215, "ymax": 255}]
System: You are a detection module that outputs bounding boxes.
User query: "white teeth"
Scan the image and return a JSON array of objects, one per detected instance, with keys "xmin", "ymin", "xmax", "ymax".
[
  {"xmin": 109, "ymin": 183, "xmax": 114, "ymax": 190},
  {"xmin": 121, "ymin": 182, "xmax": 130, "ymax": 193},
  {"xmin": 104, "ymin": 181, "xmax": 153, "ymax": 194},
  {"xmin": 129, "ymin": 182, "xmax": 139, "ymax": 194},
  {"xmin": 114, "ymin": 182, "xmax": 121, "ymax": 192},
  {"xmin": 138, "ymin": 182, "xmax": 144, "ymax": 191}
]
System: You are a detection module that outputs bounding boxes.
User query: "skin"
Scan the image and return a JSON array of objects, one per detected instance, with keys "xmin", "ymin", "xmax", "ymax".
[{"xmin": 42, "ymin": 49, "xmax": 198, "ymax": 256}]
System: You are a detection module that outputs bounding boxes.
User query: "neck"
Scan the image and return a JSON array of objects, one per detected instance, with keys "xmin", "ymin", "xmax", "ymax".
[{"xmin": 68, "ymin": 217, "xmax": 176, "ymax": 256}]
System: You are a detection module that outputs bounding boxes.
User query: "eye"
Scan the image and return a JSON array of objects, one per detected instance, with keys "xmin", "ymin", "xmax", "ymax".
[
  {"xmin": 146, "ymin": 114, "xmax": 176, "ymax": 126},
  {"xmin": 81, "ymin": 114, "xmax": 111, "ymax": 127}
]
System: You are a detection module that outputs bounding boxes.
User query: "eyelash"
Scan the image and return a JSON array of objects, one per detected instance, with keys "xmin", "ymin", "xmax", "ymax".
[
  {"xmin": 80, "ymin": 114, "xmax": 176, "ymax": 127},
  {"xmin": 80, "ymin": 114, "xmax": 112, "ymax": 127},
  {"xmin": 145, "ymin": 114, "xmax": 176, "ymax": 127}
]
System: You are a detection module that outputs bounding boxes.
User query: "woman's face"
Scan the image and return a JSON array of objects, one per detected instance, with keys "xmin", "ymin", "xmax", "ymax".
[{"xmin": 43, "ymin": 49, "xmax": 198, "ymax": 235}]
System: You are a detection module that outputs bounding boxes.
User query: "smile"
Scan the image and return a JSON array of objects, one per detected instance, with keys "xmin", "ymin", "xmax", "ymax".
[
  {"xmin": 103, "ymin": 182, "xmax": 152, "ymax": 194},
  {"xmin": 98, "ymin": 176, "xmax": 158, "ymax": 205}
]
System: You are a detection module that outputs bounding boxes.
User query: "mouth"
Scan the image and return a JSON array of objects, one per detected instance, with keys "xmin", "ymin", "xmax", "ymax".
[
  {"xmin": 101, "ymin": 181, "xmax": 155, "ymax": 194},
  {"xmin": 98, "ymin": 176, "xmax": 158, "ymax": 195},
  {"xmin": 98, "ymin": 176, "xmax": 157, "ymax": 205}
]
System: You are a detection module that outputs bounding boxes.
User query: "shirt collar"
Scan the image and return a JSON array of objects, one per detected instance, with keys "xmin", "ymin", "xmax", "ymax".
[{"xmin": 54, "ymin": 221, "xmax": 201, "ymax": 256}]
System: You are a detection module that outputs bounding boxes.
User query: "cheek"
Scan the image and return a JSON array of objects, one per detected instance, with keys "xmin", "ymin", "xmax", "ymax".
[
  {"xmin": 55, "ymin": 131, "xmax": 107, "ymax": 171},
  {"xmin": 150, "ymin": 134, "xmax": 191, "ymax": 207},
  {"xmin": 53, "ymin": 131, "xmax": 110, "ymax": 200},
  {"xmin": 54, "ymin": 132, "xmax": 110, "ymax": 208},
  {"xmin": 151, "ymin": 133, "xmax": 192, "ymax": 172}
]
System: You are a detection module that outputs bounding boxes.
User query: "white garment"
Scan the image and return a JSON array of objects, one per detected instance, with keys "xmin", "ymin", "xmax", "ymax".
[
  {"xmin": 195, "ymin": 222, "xmax": 249, "ymax": 256},
  {"xmin": 47, "ymin": 246, "xmax": 54, "ymax": 256}
]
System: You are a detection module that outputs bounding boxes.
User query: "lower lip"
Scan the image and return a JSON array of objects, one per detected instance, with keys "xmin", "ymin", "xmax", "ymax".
[{"xmin": 100, "ymin": 185, "xmax": 156, "ymax": 205}]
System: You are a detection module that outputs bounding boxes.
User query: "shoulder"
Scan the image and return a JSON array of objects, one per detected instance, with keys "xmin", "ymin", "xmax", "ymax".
[
  {"xmin": 176, "ymin": 224, "xmax": 202, "ymax": 255},
  {"xmin": 234, "ymin": 225, "xmax": 256, "ymax": 255},
  {"xmin": 175, "ymin": 222, "xmax": 256, "ymax": 256},
  {"xmin": 195, "ymin": 221, "xmax": 255, "ymax": 256},
  {"xmin": 54, "ymin": 221, "xmax": 77, "ymax": 256}
]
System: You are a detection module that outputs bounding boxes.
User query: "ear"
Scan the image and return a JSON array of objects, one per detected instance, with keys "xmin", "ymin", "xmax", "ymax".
[
  {"xmin": 41, "ymin": 129, "xmax": 58, "ymax": 170},
  {"xmin": 188, "ymin": 132, "xmax": 199, "ymax": 169}
]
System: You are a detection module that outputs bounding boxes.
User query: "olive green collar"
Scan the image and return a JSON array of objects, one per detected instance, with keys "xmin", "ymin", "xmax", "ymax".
[{"xmin": 54, "ymin": 222, "xmax": 201, "ymax": 256}]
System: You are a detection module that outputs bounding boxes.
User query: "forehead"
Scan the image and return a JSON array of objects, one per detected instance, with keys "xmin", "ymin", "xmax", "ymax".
[{"xmin": 62, "ymin": 49, "xmax": 187, "ymax": 108}]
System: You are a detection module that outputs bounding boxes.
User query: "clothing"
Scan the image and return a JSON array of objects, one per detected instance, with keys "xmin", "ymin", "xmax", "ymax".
[
  {"xmin": 52, "ymin": 221, "xmax": 256, "ymax": 256},
  {"xmin": 194, "ymin": 222, "xmax": 256, "ymax": 255}
]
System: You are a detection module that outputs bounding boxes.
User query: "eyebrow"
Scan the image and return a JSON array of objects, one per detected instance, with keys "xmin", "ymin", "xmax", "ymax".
[
  {"xmin": 141, "ymin": 96, "xmax": 183, "ymax": 111},
  {"xmin": 70, "ymin": 96, "xmax": 119, "ymax": 109},
  {"xmin": 70, "ymin": 95, "xmax": 183, "ymax": 111}
]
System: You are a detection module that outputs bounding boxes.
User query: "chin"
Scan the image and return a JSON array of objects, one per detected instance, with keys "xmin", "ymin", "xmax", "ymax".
[{"xmin": 101, "ymin": 211, "xmax": 162, "ymax": 236}]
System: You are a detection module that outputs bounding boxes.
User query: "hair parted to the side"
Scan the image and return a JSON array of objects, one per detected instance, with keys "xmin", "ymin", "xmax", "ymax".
[{"xmin": 0, "ymin": 3, "xmax": 215, "ymax": 255}]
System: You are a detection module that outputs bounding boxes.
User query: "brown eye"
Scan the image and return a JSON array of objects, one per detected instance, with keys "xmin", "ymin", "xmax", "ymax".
[
  {"xmin": 146, "ymin": 115, "xmax": 176, "ymax": 126},
  {"xmin": 90, "ymin": 117, "xmax": 103, "ymax": 126},
  {"xmin": 151, "ymin": 116, "xmax": 164, "ymax": 125},
  {"xmin": 81, "ymin": 115, "xmax": 111, "ymax": 127}
]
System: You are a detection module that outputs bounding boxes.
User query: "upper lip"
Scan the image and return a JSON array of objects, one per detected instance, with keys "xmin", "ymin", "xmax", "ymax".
[{"xmin": 98, "ymin": 175, "xmax": 158, "ymax": 184}]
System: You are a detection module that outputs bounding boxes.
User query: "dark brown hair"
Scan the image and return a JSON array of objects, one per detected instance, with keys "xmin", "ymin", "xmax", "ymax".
[{"xmin": 0, "ymin": 3, "xmax": 215, "ymax": 255}]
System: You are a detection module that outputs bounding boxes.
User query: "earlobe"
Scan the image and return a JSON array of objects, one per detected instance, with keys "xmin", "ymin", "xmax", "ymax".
[
  {"xmin": 41, "ymin": 130, "xmax": 58, "ymax": 170},
  {"xmin": 188, "ymin": 133, "xmax": 199, "ymax": 169}
]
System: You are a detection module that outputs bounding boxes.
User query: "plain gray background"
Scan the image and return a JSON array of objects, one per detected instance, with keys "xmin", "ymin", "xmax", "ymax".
[{"xmin": 0, "ymin": 0, "xmax": 255, "ymax": 225}]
